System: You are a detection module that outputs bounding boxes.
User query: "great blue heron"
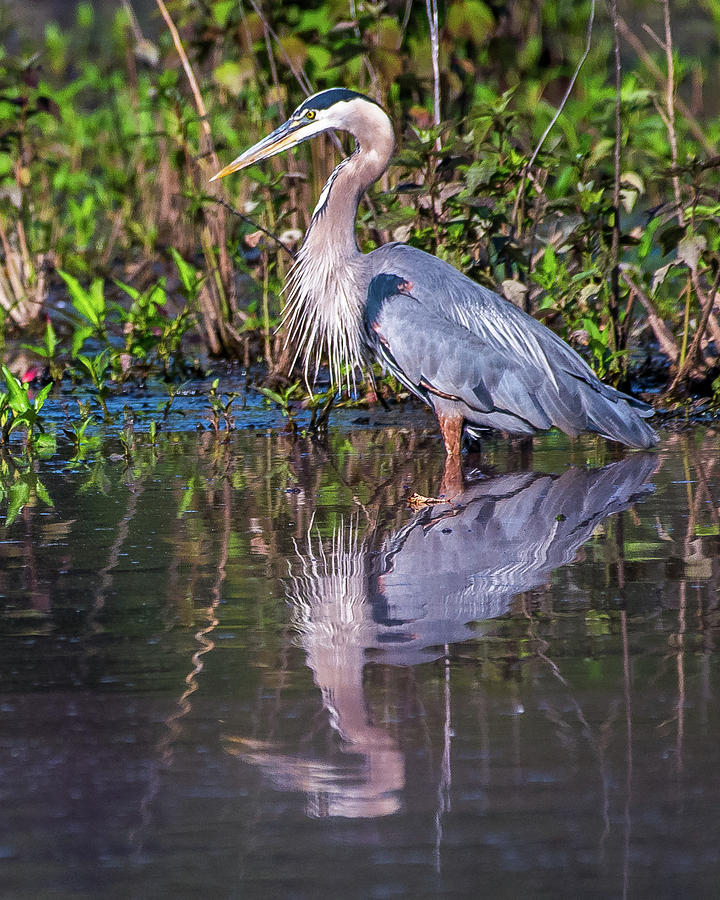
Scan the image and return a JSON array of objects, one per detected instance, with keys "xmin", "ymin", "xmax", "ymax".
[{"xmin": 212, "ymin": 88, "xmax": 657, "ymax": 480}]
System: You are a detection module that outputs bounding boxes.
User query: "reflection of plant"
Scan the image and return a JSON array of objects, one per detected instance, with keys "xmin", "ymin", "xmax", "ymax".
[
  {"xmin": 0, "ymin": 452, "xmax": 53, "ymax": 526},
  {"xmin": 119, "ymin": 421, "xmax": 134, "ymax": 462},
  {"xmin": 0, "ymin": 365, "xmax": 54, "ymax": 450}
]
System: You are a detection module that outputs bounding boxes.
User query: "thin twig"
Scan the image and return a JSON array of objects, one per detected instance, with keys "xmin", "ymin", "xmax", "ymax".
[
  {"xmin": 155, "ymin": 0, "xmax": 215, "ymax": 162},
  {"xmin": 608, "ymin": 0, "xmax": 623, "ymax": 356},
  {"xmin": 425, "ymin": 0, "xmax": 442, "ymax": 152},
  {"xmin": 661, "ymin": 0, "xmax": 684, "ymax": 227},
  {"xmin": 512, "ymin": 0, "xmax": 595, "ymax": 231},
  {"xmin": 616, "ymin": 16, "xmax": 714, "ymax": 155},
  {"xmin": 620, "ymin": 270, "xmax": 680, "ymax": 362},
  {"xmin": 399, "ymin": 0, "xmax": 414, "ymax": 49},
  {"xmin": 212, "ymin": 198, "xmax": 296, "ymax": 260},
  {"xmin": 155, "ymin": 0, "xmax": 239, "ymax": 351},
  {"xmin": 690, "ymin": 263, "xmax": 720, "ymax": 347},
  {"xmin": 248, "ymin": 0, "xmax": 312, "ymax": 96}
]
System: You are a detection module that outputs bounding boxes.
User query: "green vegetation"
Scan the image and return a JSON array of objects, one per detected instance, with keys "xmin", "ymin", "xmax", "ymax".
[
  {"xmin": 1, "ymin": 0, "xmax": 720, "ymax": 446},
  {"xmin": 0, "ymin": 364, "xmax": 54, "ymax": 449}
]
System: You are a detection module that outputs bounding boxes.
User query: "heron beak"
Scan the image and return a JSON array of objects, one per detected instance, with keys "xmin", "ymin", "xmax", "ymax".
[{"xmin": 210, "ymin": 118, "xmax": 315, "ymax": 182}]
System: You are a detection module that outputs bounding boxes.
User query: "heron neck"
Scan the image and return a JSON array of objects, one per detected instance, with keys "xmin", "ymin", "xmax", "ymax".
[
  {"xmin": 283, "ymin": 109, "xmax": 394, "ymax": 390},
  {"xmin": 304, "ymin": 123, "xmax": 394, "ymax": 258}
]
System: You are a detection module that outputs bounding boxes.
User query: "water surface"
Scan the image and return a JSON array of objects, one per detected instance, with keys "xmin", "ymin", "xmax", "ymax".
[{"xmin": 2, "ymin": 422, "xmax": 720, "ymax": 898}]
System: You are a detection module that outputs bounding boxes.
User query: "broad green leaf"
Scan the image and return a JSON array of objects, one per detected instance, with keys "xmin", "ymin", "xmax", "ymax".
[
  {"xmin": 677, "ymin": 233, "xmax": 706, "ymax": 273},
  {"xmin": 114, "ymin": 278, "xmax": 141, "ymax": 301},
  {"xmin": 1, "ymin": 365, "xmax": 30, "ymax": 414},
  {"xmin": 212, "ymin": 0, "xmax": 235, "ymax": 28},
  {"xmin": 257, "ymin": 387, "xmax": 284, "ymax": 405},
  {"xmin": 21, "ymin": 343, "xmax": 48, "ymax": 358},
  {"xmin": 72, "ymin": 325, "xmax": 94, "ymax": 358},
  {"xmin": 59, "ymin": 270, "xmax": 105, "ymax": 328},
  {"xmin": 33, "ymin": 381, "xmax": 54, "ymax": 412},
  {"xmin": 170, "ymin": 248, "xmax": 202, "ymax": 296}
]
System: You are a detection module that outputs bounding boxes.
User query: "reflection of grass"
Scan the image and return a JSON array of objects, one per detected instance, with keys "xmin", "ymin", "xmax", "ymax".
[
  {"xmin": 623, "ymin": 541, "xmax": 668, "ymax": 560},
  {"xmin": 694, "ymin": 525, "xmax": 720, "ymax": 537}
]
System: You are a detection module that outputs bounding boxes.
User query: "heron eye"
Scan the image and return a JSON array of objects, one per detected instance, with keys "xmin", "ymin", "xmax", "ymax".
[{"xmin": 305, "ymin": 109, "xmax": 316, "ymax": 120}]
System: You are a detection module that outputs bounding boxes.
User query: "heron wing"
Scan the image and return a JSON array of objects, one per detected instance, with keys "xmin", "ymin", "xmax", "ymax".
[
  {"xmin": 366, "ymin": 245, "xmax": 657, "ymax": 448},
  {"xmin": 368, "ymin": 291, "xmax": 555, "ymax": 432}
]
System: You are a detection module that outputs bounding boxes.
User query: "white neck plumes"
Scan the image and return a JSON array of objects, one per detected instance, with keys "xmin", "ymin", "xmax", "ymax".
[{"xmin": 281, "ymin": 98, "xmax": 395, "ymax": 393}]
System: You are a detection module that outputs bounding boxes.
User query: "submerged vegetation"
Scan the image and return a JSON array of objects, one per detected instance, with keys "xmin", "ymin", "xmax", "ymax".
[{"xmin": 1, "ymin": 0, "xmax": 720, "ymax": 460}]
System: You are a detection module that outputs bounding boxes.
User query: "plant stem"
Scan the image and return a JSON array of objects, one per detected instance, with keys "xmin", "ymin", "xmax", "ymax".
[
  {"xmin": 608, "ymin": 0, "xmax": 622, "ymax": 359},
  {"xmin": 512, "ymin": 0, "xmax": 596, "ymax": 233},
  {"xmin": 155, "ymin": 0, "xmax": 238, "ymax": 351},
  {"xmin": 661, "ymin": 0, "xmax": 684, "ymax": 227},
  {"xmin": 425, "ymin": 0, "xmax": 442, "ymax": 153}
]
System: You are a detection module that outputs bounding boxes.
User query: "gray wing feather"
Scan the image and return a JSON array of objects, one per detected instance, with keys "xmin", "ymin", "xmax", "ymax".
[
  {"xmin": 366, "ymin": 245, "xmax": 657, "ymax": 448},
  {"xmin": 374, "ymin": 295, "xmax": 554, "ymax": 430}
]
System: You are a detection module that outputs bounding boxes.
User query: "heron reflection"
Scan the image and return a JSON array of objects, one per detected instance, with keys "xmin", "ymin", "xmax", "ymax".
[{"xmin": 224, "ymin": 455, "xmax": 655, "ymax": 818}]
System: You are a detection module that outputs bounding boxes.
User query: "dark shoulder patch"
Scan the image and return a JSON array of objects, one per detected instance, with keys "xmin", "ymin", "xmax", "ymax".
[
  {"xmin": 298, "ymin": 88, "xmax": 382, "ymax": 113},
  {"xmin": 365, "ymin": 273, "xmax": 406, "ymax": 329}
]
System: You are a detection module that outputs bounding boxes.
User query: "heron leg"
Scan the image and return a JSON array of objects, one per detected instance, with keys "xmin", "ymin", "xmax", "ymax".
[{"xmin": 438, "ymin": 414, "xmax": 464, "ymax": 500}]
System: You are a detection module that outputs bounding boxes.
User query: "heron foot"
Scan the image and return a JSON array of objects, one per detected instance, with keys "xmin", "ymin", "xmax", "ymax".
[{"xmin": 407, "ymin": 492, "xmax": 447, "ymax": 509}]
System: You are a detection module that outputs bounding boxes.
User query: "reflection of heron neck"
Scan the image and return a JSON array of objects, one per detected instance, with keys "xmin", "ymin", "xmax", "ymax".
[
  {"xmin": 282, "ymin": 108, "xmax": 395, "ymax": 391},
  {"xmin": 306, "ymin": 634, "xmax": 373, "ymax": 744}
]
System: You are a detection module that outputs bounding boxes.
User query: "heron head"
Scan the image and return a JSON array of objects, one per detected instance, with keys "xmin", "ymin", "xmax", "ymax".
[{"xmin": 210, "ymin": 88, "xmax": 387, "ymax": 181}]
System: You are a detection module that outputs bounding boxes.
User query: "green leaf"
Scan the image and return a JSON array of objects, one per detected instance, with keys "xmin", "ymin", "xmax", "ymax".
[
  {"xmin": 76, "ymin": 354, "xmax": 93, "ymax": 379},
  {"xmin": 446, "ymin": 1, "xmax": 494, "ymax": 44},
  {"xmin": 677, "ymin": 233, "xmax": 706, "ymax": 273},
  {"xmin": 34, "ymin": 476, "xmax": 54, "ymax": 506},
  {"xmin": 211, "ymin": 0, "xmax": 235, "ymax": 28},
  {"xmin": 256, "ymin": 386, "xmax": 284, "ymax": 406},
  {"xmin": 113, "ymin": 278, "xmax": 141, "ymax": 301},
  {"xmin": 1, "ymin": 365, "xmax": 30, "ymax": 414},
  {"xmin": 373, "ymin": 205, "xmax": 416, "ymax": 230},
  {"xmin": 59, "ymin": 270, "xmax": 105, "ymax": 328},
  {"xmin": 72, "ymin": 325, "xmax": 93, "ymax": 358},
  {"xmin": 32, "ymin": 382, "xmax": 54, "ymax": 412},
  {"xmin": 307, "ymin": 45, "xmax": 332, "ymax": 71},
  {"xmin": 170, "ymin": 248, "xmax": 203, "ymax": 298},
  {"xmin": 465, "ymin": 158, "xmax": 498, "ymax": 191},
  {"xmin": 8, "ymin": 410, "xmax": 35, "ymax": 433},
  {"xmin": 21, "ymin": 343, "xmax": 48, "ymax": 358},
  {"xmin": 213, "ymin": 59, "xmax": 253, "ymax": 96},
  {"xmin": 538, "ymin": 245, "xmax": 558, "ymax": 286}
]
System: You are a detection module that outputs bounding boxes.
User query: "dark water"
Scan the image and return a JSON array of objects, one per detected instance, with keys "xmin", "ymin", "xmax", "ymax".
[{"xmin": 2, "ymin": 420, "xmax": 720, "ymax": 898}]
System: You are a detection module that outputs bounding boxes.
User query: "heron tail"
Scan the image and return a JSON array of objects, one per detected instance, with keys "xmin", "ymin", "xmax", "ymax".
[{"xmin": 584, "ymin": 390, "xmax": 658, "ymax": 449}]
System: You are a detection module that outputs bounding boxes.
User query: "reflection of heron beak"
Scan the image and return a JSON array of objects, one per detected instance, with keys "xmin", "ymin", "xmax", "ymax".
[{"xmin": 210, "ymin": 119, "xmax": 314, "ymax": 181}]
